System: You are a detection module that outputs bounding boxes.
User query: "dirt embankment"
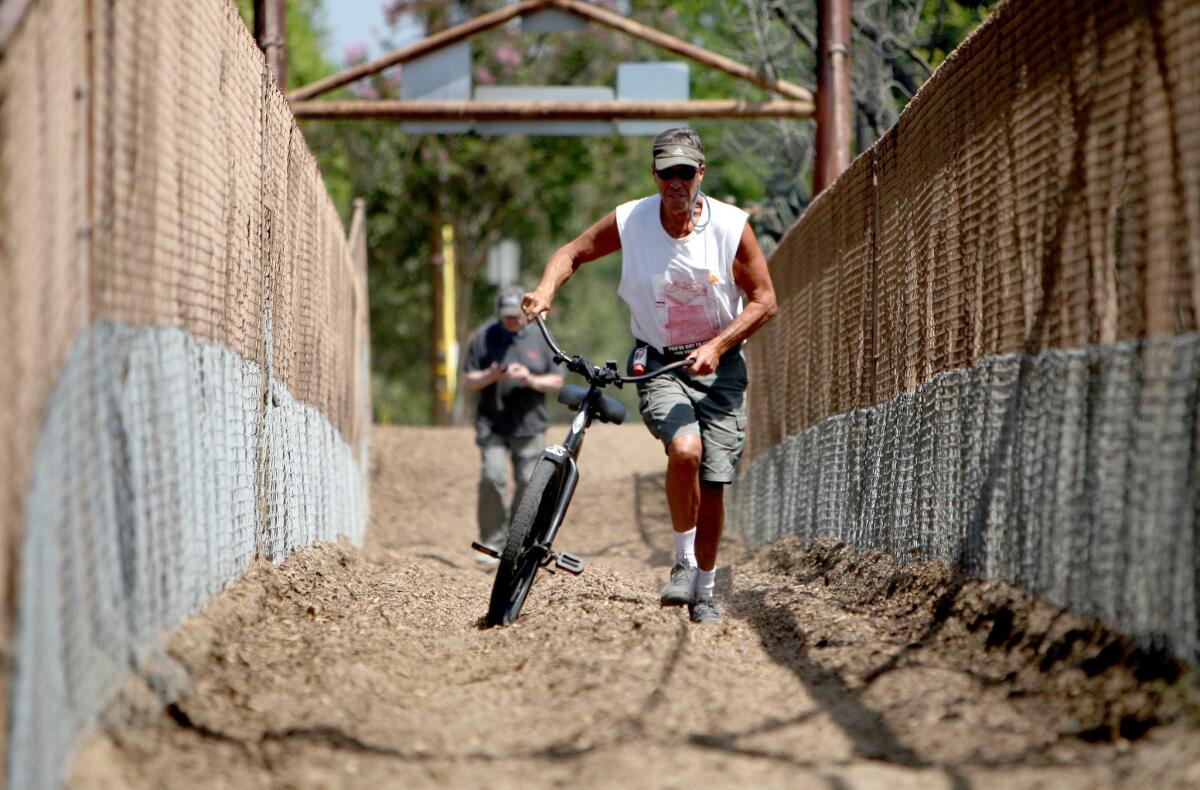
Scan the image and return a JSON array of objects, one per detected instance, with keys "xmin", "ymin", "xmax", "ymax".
[{"xmin": 70, "ymin": 425, "xmax": 1199, "ymax": 789}]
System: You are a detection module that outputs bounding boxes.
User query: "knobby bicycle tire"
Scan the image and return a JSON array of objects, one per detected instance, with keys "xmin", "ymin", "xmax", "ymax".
[{"xmin": 485, "ymin": 458, "xmax": 560, "ymax": 626}]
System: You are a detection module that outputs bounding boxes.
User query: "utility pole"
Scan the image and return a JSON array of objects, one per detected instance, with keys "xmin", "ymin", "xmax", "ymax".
[
  {"xmin": 814, "ymin": 0, "xmax": 851, "ymax": 195},
  {"xmin": 254, "ymin": 0, "xmax": 287, "ymax": 91}
]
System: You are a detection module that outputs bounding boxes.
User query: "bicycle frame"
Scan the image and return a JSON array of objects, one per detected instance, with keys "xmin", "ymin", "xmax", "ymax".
[
  {"xmin": 482, "ymin": 315, "xmax": 697, "ymax": 625},
  {"xmin": 531, "ymin": 355, "xmax": 601, "ymax": 554},
  {"xmin": 529, "ymin": 314, "xmax": 691, "ymax": 554}
]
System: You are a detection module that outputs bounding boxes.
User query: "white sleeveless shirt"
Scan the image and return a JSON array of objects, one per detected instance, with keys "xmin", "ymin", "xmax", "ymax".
[{"xmin": 615, "ymin": 194, "xmax": 749, "ymax": 353}]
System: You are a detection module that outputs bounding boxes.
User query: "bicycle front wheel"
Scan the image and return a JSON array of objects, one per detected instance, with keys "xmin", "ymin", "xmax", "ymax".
[{"xmin": 485, "ymin": 457, "xmax": 560, "ymax": 627}]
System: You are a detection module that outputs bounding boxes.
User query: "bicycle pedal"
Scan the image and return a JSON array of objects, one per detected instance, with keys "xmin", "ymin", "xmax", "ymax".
[
  {"xmin": 555, "ymin": 552, "xmax": 586, "ymax": 575},
  {"xmin": 471, "ymin": 541, "xmax": 500, "ymax": 559}
]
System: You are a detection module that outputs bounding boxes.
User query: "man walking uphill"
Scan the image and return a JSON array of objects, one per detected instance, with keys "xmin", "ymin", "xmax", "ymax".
[
  {"xmin": 464, "ymin": 287, "xmax": 564, "ymax": 564},
  {"xmin": 522, "ymin": 128, "xmax": 777, "ymax": 623}
]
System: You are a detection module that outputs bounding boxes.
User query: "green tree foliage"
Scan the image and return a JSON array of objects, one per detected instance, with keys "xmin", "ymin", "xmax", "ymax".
[
  {"xmin": 319, "ymin": 0, "xmax": 780, "ymax": 424},
  {"xmin": 676, "ymin": 0, "xmax": 992, "ymax": 243},
  {"xmin": 239, "ymin": 1, "xmax": 987, "ymax": 425}
]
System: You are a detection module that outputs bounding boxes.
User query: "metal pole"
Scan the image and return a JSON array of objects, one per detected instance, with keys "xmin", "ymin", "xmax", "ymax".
[
  {"xmin": 289, "ymin": 99, "xmax": 814, "ymax": 121},
  {"xmin": 430, "ymin": 208, "xmax": 450, "ymax": 425},
  {"xmin": 441, "ymin": 224, "xmax": 458, "ymax": 418},
  {"xmin": 274, "ymin": 0, "xmax": 287, "ymax": 91},
  {"xmin": 254, "ymin": 0, "xmax": 287, "ymax": 91},
  {"xmin": 814, "ymin": 0, "xmax": 851, "ymax": 195}
]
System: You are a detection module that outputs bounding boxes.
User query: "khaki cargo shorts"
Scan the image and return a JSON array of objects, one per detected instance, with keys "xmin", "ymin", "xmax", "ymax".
[{"xmin": 628, "ymin": 344, "xmax": 748, "ymax": 484}]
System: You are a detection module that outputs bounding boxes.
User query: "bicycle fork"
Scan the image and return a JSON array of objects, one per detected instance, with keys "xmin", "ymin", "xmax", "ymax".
[{"xmin": 537, "ymin": 447, "xmax": 586, "ymax": 575}]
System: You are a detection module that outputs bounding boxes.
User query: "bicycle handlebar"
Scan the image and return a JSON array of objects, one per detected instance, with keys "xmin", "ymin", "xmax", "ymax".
[
  {"xmin": 532, "ymin": 314, "xmax": 694, "ymax": 387},
  {"xmin": 621, "ymin": 357, "xmax": 693, "ymax": 383},
  {"xmin": 533, "ymin": 313, "xmax": 569, "ymax": 360}
]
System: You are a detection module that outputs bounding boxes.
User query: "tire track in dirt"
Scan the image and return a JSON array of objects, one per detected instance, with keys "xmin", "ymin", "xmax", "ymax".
[{"xmin": 70, "ymin": 425, "xmax": 1200, "ymax": 789}]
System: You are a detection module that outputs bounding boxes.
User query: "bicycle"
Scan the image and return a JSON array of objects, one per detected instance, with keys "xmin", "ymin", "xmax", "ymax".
[{"xmin": 475, "ymin": 315, "xmax": 693, "ymax": 627}]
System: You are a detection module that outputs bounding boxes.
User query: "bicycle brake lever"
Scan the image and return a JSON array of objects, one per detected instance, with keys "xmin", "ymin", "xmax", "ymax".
[{"xmin": 567, "ymin": 355, "xmax": 591, "ymax": 377}]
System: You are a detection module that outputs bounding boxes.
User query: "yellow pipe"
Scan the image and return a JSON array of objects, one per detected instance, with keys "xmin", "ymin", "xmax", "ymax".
[{"xmin": 441, "ymin": 224, "xmax": 458, "ymax": 406}]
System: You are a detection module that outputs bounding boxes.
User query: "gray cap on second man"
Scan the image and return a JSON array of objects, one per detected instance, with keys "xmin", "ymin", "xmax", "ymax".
[
  {"xmin": 496, "ymin": 286, "xmax": 524, "ymax": 318},
  {"xmin": 652, "ymin": 127, "xmax": 705, "ymax": 170}
]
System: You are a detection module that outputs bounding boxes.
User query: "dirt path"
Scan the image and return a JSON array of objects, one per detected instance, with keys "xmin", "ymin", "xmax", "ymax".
[{"xmin": 70, "ymin": 425, "xmax": 1199, "ymax": 789}]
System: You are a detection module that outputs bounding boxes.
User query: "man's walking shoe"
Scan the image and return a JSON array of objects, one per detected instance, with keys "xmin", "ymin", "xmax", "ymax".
[
  {"xmin": 660, "ymin": 561, "xmax": 698, "ymax": 606},
  {"xmin": 689, "ymin": 597, "xmax": 723, "ymax": 624}
]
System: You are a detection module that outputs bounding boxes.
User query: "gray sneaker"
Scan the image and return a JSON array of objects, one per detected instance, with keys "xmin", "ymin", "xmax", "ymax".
[
  {"xmin": 660, "ymin": 561, "xmax": 698, "ymax": 606},
  {"xmin": 689, "ymin": 597, "xmax": 723, "ymax": 624}
]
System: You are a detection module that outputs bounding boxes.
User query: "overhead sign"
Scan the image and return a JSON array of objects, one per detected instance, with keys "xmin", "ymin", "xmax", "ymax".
[
  {"xmin": 401, "ymin": 42, "xmax": 472, "ymax": 134},
  {"xmin": 520, "ymin": 9, "xmax": 588, "ymax": 33},
  {"xmin": 617, "ymin": 62, "xmax": 689, "ymax": 136},
  {"xmin": 395, "ymin": 47, "xmax": 692, "ymax": 137},
  {"xmin": 486, "ymin": 239, "xmax": 521, "ymax": 286}
]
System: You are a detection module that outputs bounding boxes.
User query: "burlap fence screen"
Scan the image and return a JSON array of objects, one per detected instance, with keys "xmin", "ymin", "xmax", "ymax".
[
  {"xmin": 733, "ymin": 0, "xmax": 1200, "ymax": 665},
  {"xmin": 0, "ymin": 0, "xmax": 371, "ymax": 786}
]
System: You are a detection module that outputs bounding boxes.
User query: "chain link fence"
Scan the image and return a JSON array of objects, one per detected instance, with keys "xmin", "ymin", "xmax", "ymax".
[
  {"xmin": 0, "ymin": 0, "xmax": 371, "ymax": 786},
  {"xmin": 733, "ymin": 0, "xmax": 1200, "ymax": 664}
]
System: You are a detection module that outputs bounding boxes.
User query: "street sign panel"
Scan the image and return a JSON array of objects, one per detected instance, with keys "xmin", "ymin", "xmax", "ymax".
[
  {"xmin": 486, "ymin": 238, "xmax": 521, "ymax": 286},
  {"xmin": 617, "ymin": 62, "xmax": 689, "ymax": 136},
  {"xmin": 521, "ymin": 9, "xmax": 588, "ymax": 33},
  {"xmin": 402, "ymin": 41, "xmax": 472, "ymax": 134}
]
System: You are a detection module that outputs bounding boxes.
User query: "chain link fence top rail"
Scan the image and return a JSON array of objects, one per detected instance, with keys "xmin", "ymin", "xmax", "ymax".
[
  {"xmin": 734, "ymin": 0, "xmax": 1200, "ymax": 665},
  {"xmin": 0, "ymin": 0, "xmax": 371, "ymax": 786}
]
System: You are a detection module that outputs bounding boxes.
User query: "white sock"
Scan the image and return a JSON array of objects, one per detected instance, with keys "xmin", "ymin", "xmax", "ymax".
[
  {"xmin": 696, "ymin": 568, "xmax": 716, "ymax": 601},
  {"xmin": 674, "ymin": 528, "xmax": 697, "ymax": 567}
]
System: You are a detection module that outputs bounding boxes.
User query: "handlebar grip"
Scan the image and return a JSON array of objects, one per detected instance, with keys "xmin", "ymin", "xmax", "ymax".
[
  {"xmin": 621, "ymin": 356, "xmax": 693, "ymax": 384},
  {"xmin": 631, "ymin": 346, "xmax": 647, "ymax": 376}
]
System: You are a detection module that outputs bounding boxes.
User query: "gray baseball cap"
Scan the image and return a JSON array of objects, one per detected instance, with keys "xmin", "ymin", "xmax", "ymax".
[
  {"xmin": 652, "ymin": 127, "xmax": 705, "ymax": 170},
  {"xmin": 496, "ymin": 286, "xmax": 524, "ymax": 318}
]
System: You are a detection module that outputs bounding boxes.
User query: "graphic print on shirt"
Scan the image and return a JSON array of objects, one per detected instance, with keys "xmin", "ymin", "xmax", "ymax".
[{"xmin": 654, "ymin": 264, "xmax": 721, "ymax": 349}]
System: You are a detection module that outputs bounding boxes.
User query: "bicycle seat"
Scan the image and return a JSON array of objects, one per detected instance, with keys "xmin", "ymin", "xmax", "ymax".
[{"xmin": 556, "ymin": 385, "xmax": 626, "ymax": 425}]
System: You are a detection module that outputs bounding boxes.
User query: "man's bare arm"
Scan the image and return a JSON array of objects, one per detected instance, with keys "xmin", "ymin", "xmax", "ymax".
[
  {"xmin": 523, "ymin": 211, "xmax": 622, "ymax": 318},
  {"xmin": 524, "ymin": 372, "xmax": 564, "ymax": 393},
  {"xmin": 463, "ymin": 363, "xmax": 505, "ymax": 391},
  {"xmin": 689, "ymin": 221, "xmax": 778, "ymax": 374}
]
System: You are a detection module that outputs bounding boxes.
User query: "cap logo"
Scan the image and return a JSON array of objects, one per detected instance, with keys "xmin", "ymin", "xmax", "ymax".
[{"xmin": 674, "ymin": 147, "xmax": 684, "ymax": 154}]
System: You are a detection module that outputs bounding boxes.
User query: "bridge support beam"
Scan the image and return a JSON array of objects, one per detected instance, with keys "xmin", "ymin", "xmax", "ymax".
[
  {"xmin": 254, "ymin": 0, "xmax": 287, "ymax": 91},
  {"xmin": 814, "ymin": 0, "xmax": 851, "ymax": 194},
  {"xmin": 289, "ymin": 99, "xmax": 814, "ymax": 122}
]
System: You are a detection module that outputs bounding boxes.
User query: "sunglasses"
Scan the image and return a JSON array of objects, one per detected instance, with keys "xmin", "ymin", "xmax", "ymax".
[{"xmin": 655, "ymin": 165, "xmax": 698, "ymax": 181}]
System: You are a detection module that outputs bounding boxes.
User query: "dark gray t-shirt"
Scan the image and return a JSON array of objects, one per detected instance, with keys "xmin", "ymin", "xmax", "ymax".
[{"xmin": 464, "ymin": 321, "xmax": 561, "ymax": 438}]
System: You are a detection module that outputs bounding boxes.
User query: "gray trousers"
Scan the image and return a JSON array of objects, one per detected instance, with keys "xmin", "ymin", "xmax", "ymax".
[{"xmin": 477, "ymin": 431, "xmax": 545, "ymax": 548}]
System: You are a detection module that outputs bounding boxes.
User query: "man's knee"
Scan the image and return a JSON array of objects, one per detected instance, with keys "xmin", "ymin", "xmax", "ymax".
[
  {"xmin": 512, "ymin": 434, "xmax": 544, "ymax": 483},
  {"xmin": 480, "ymin": 469, "xmax": 507, "ymax": 491},
  {"xmin": 667, "ymin": 434, "xmax": 703, "ymax": 471},
  {"xmin": 479, "ymin": 449, "xmax": 509, "ymax": 489}
]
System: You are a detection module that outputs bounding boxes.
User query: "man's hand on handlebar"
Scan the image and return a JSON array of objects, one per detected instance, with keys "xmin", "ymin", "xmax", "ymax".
[
  {"xmin": 687, "ymin": 342, "xmax": 722, "ymax": 376},
  {"xmin": 522, "ymin": 289, "xmax": 552, "ymax": 321}
]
